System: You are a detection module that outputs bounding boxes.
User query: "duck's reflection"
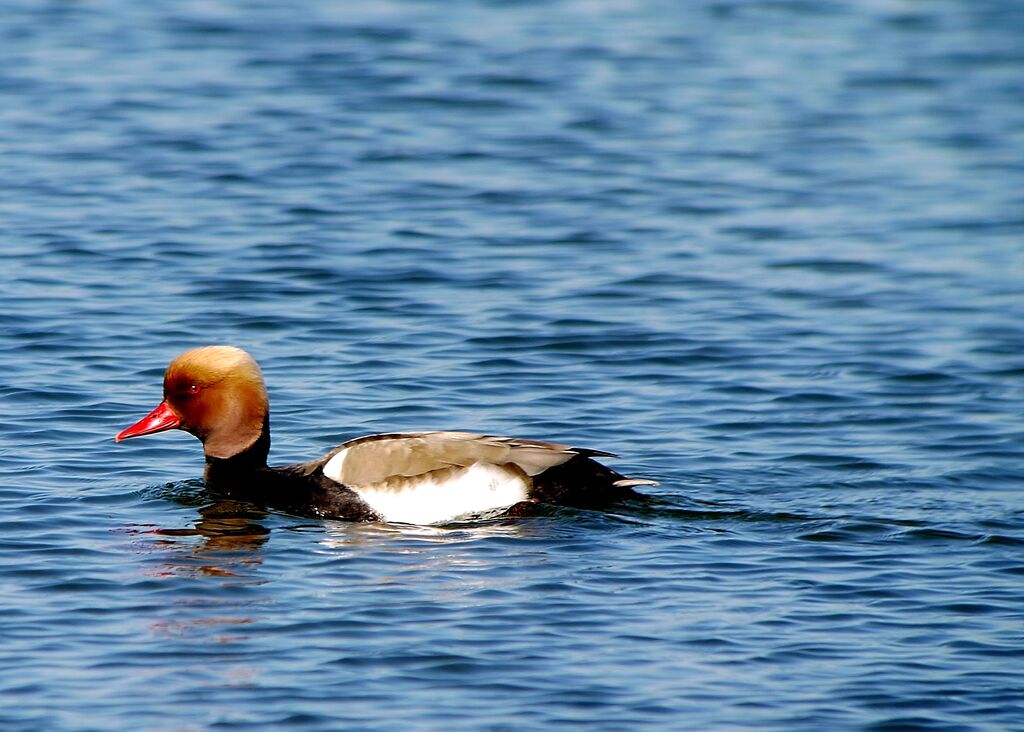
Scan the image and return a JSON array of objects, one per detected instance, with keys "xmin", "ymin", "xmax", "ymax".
[
  {"xmin": 157, "ymin": 500, "xmax": 270, "ymax": 549},
  {"xmin": 317, "ymin": 514, "xmax": 538, "ymax": 549},
  {"xmin": 142, "ymin": 499, "xmax": 270, "ymax": 580},
  {"xmin": 123, "ymin": 499, "xmax": 272, "ymax": 650}
]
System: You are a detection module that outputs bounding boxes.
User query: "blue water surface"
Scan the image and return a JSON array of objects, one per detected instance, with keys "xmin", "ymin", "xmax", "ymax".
[{"xmin": 2, "ymin": 0, "xmax": 1024, "ymax": 729}]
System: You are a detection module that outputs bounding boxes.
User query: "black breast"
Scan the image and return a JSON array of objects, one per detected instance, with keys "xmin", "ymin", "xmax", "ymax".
[{"xmin": 204, "ymin": 457, "xmax": 380, "ymax": 521}]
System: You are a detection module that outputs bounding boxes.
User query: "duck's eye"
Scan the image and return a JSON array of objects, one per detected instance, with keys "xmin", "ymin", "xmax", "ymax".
[{"xmin": 187, "ymin": 383, "xmax": 201, "ymax": 394}]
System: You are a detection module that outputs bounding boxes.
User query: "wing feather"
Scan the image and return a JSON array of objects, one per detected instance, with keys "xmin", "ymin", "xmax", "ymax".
[{"xmin": 323, "ymin": 431, "xmax": 605, "ymax": 488}]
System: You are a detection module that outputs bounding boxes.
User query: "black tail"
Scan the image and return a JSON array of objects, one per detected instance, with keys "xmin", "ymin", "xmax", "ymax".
[{"xmin": 530, "ymin": 455, "xmax": 655, "ymax": 508}]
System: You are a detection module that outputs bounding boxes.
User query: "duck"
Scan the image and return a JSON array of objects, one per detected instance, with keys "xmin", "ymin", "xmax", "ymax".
[{"xmin": 115, "ymin": 346, "xmax": 656, "ymax": 524}]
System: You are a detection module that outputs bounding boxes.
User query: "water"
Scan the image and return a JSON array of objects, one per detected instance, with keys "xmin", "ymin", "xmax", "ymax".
[{"xmin": 2, "ymin": 0, "xmax": 1024, "ymax": 729}]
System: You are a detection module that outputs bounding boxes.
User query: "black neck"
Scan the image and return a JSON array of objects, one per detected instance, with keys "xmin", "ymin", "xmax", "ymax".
[
  {"xmin": 204, "ymin": 414, "xmax": 271, "ymax": 484},
  {"xmin": 199, "ymin": 416, "xmax": 381, "ymax": 521}
]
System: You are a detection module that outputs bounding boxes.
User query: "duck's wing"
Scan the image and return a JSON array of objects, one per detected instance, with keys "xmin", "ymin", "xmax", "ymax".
[{"xmin": 321, "ymin": 430, "xmax": 615, "ymax": 488}]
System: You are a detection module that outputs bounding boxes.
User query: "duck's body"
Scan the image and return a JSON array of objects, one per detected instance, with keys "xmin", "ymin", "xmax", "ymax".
[{"xmin": 116, "ymin": 346, "xmax": 654, "ymax": 524}]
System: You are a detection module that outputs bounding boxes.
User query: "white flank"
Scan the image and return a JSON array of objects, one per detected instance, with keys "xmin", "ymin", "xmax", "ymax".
[{"xmin": 331, "ymin": 460, "xmax": 530, "ymax": 525}]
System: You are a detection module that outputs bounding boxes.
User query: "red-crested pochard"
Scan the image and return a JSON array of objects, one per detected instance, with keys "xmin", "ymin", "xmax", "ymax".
[{"xmin": 115, "ymin": 346, "xmax": 656, "ymax": 524}]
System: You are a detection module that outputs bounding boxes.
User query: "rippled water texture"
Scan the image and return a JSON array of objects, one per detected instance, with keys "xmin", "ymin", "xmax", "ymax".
[{"xmin": 3, "ymin": 1, "xmax": 1024, "ymax": 729}]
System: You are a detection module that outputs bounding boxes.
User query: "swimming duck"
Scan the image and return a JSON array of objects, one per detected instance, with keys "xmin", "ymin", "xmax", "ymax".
[{"xmin": 115, "ymin": 346, "xmax": 655, "ymax": 524}]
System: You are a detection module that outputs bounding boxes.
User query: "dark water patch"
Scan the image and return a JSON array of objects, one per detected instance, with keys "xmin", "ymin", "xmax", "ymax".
[
  {"xmin": 775, "ymin": 453, "xmax": 891, "ymax": 471},
  {"xmin": 883, "ymin": 370, "xmax": 965, "ymax": 385},
  {"xmin": 846, "ymin": 74, "xmax": 943, "ymax": 91},
  {"xmin": 896, "ymin": 528, "xmax": 984, "ymax": 544},
  {"xmin": 617, "ymin": 272, "xmax": 741, "ymax": 291},
  {"xmin": 768, "ymin": 258, "xmax": 889, "ymax": 274},
  {"xmin": 378, "ymin": 93, "xmax": 524, "ymax": 112},
  {"xmin": 796, "ymin": 521, "xmax": 897, "ymax": 543},
  {"xmin": 771, "ymin": 391, "xmax": 858, "ymax": 404}
]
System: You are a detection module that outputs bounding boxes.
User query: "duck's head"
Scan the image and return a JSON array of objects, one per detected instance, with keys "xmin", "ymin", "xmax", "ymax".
[{"xmin": 116, "ymin": 346, "xmax": 269, "ymax": 460}]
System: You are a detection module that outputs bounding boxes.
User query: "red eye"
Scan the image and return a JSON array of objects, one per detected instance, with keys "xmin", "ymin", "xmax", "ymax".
[{"xmin": 187, "ymin": 383, "xmax": 200, "ymax": 394}]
